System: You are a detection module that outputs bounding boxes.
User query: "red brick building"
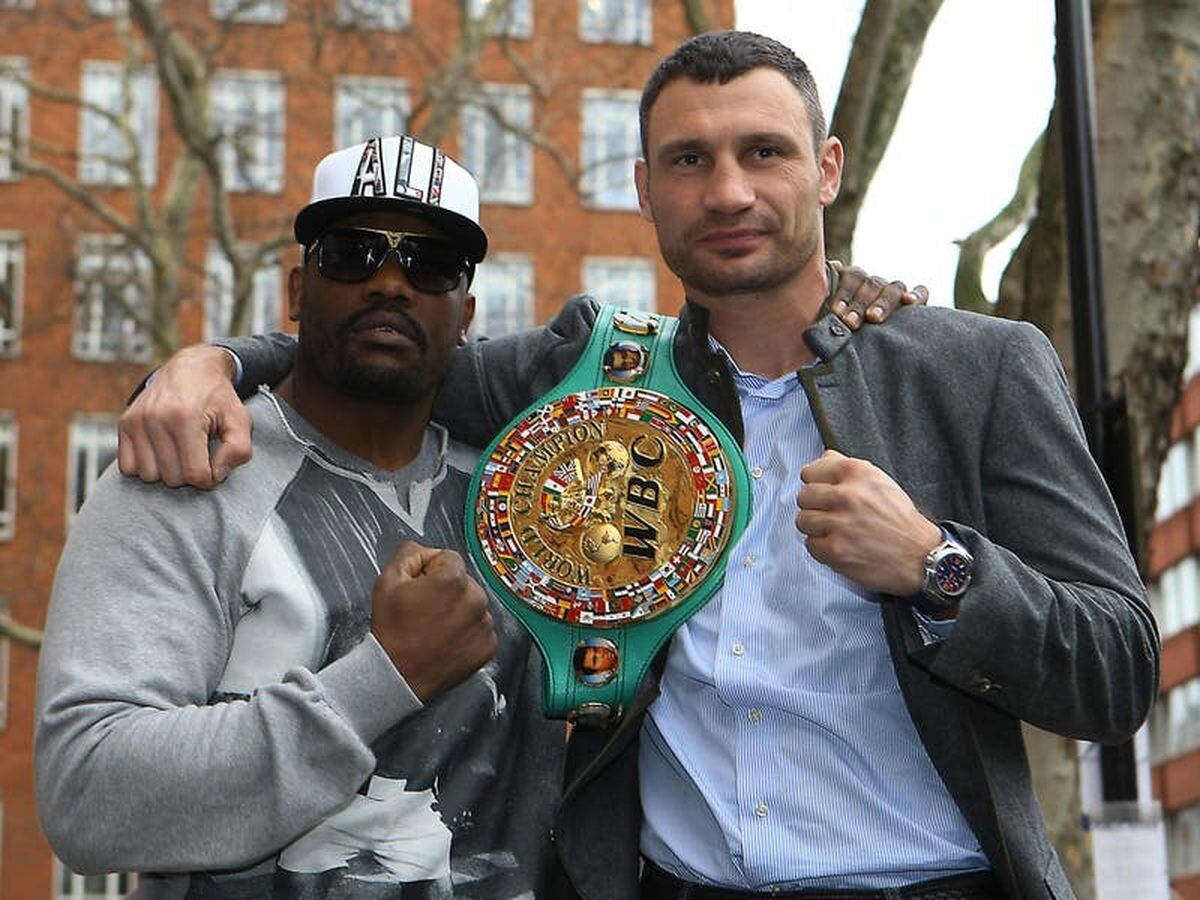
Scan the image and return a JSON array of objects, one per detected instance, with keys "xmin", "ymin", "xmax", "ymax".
[
  {"xmin": 0, "ymin": 1, "xmax": 732, "ymax": 896},
  {"xmin": 1148, "ymin": 312, "xmax": 1200, "ymax": 899}
]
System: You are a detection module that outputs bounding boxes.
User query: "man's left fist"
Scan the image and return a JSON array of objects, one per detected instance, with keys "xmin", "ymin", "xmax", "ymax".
[{"xmin": 795, "ymin": 450, "xmax": 941, "ymax": 596}]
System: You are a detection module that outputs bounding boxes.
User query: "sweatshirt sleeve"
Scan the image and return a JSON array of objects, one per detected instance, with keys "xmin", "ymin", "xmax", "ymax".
[{"xmin": 34, "ymin": 467, "xmax": 418, "ymax": 875}]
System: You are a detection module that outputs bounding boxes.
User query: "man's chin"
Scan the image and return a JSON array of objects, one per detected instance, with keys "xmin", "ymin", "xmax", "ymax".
[{"xmin": 335, "ymin": 364, "xmax": 429, "ymax": 405}]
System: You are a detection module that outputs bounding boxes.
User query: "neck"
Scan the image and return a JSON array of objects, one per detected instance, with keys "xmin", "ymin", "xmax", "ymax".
[
  {"xmin": 695, "ymin": 257, "xmax": 831, "ymax": 379},
  {"xmin": 275, "ymin": 367, "xmax": 432, "ymax": 471}
]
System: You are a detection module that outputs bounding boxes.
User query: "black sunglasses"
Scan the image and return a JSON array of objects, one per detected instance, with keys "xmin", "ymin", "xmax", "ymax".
[{"xmin": 307, "ymin": 226, "xmax": 472, "ymax": 293}]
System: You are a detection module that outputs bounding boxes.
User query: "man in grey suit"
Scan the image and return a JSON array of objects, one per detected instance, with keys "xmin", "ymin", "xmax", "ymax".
[{"xmin": 117, "ymin": 30, "xmax": 1155, "ymax": 900}]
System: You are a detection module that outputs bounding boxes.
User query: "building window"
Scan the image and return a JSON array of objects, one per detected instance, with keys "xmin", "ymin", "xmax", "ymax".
[
  {"xmin": 79, "ymin": 61, "xmax": 158, "ymax": 186},
  {"xmin": 54, "ymin": 859, "xmax": 136, "ymax": 900},
  {"xmin": 74, "ymin": 236, "xmax": 151, "ymax": 362},
  {"xmin": 67, "ymin": 416, "xmax": 118, "ymax": 521},
  {"xmin": 210, "ymin": 70, "xmax": 285, "ymax": 193},
  {"xmin": 210, "ymin": 0, "xmax": 285, "ymax": 23},
  {"xmin": 334, "ymin": 76, "xmax": 409, "ymax": 149},
  {"xmin": 1158, "ymin": 676, "xmax": 1200, "ymax": 761},
  {"xmin": 334, "ymin": 0, "xmax": 410, "ymax": 31},
  {"xmin": 470, "ymin": 253, "xmax": 533, "ymax": 338},
  {"xmin": 583, "ymin": 256, "xmax": 655, "ymax": 311},
  {"xmin": 1168, "ymin": 805, "xmax": 1200, "ymax": 878},
  {"xmin": 469, "ymin": 0, "xmax": 532, "ymax": 38},
  {"xmin": 0, "ymin": 414, "xmax": 14, "ymax": 541},
  {"xmin": 1155, "ymin": 556, "xmax": 1200, "ymax": 640},
  {"xmin": 581, "ymin": 89, "xmax": 639, "ymax": 210},
  {"xmin": 1156, "ymin": 435, "xmax": 1195, "ymax": 522},
  {"xmin": 0, "ymin": 232, "xmax": 21, "ymax": 356},
  {"xmin": 204, "ymin": 245, "xmax": 281, "ymax": 341},
  {"xmin": 461, "ymin": 85, "xmax": 533, "ymax": 205},
  {"xmin": 0, "ymin": 58, "xmax": 29, "ymax": 181},
  {"xmin": 579, "ymin": 0, "xmax": 650, "ymax": 45},
  {"xmin": 0, "ymin": 0, "xmax": 34, "ymax": 9}
]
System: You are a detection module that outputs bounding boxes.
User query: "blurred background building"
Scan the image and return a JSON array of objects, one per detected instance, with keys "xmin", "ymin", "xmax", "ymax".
[{"xmin": 1149, "ymin": 302, "xmax": 1200, "ymax": 899}]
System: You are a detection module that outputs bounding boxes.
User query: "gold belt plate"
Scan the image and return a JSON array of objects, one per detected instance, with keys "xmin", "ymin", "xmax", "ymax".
[{"xmin": 474, "ymin": 387, "xmax": 739, "ymax": 627}]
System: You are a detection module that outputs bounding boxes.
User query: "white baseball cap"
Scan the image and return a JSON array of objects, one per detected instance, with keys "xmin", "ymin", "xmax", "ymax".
[{"xmin": 294, "ymin": 135, "xmax": 488, "ymax": 263}]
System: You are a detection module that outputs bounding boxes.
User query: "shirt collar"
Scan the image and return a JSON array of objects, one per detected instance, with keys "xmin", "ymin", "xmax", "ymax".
[{"xmin": 706, "ymin": 333, "xmax": 801, "ymax": 400}]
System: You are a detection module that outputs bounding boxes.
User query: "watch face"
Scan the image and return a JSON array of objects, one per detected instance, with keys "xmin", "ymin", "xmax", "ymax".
[
  {"xmin": 934, "ymin": 551, "xmax": 972, "ymax": 597},
  {"xmin": 473, "ymin": 387, "xmax": 739, "ymax": 627}
]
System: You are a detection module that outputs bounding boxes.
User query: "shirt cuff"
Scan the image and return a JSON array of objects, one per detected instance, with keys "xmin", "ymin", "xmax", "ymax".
[
  {"xmin": 316, "ymin": 635, "xmax": 423, "ymax": 745},
  {"xmin": 217, "ymin": 345, "xmax": 245, "ymax": 390}
]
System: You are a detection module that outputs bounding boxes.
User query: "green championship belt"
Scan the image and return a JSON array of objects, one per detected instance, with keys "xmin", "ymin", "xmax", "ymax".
[{"xmin": 466, "ymin": 306, "xmax": 751, "ymax": 726}]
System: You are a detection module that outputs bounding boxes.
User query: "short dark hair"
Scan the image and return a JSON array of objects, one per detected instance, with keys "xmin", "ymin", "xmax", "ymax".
[{"xmin": 639, "ymin": 30, "xmax": 827, "ymax": 159}]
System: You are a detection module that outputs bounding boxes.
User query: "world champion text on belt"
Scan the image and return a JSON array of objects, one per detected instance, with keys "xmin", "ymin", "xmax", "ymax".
[{"xmin": 467, "ymin": 306, "xmax": 752, "ymax": 723}]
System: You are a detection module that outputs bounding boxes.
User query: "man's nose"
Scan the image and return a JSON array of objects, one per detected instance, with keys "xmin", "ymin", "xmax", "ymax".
[
  {"xmin": 703, "ymin": 158, "xmax": 755, "ymax": 214},
  {"xmin": 366, "ymin": 249, "xmax": 417, "ymax": 300}
]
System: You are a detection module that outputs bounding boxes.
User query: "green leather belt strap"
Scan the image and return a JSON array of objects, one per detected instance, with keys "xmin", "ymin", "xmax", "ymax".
[{"xmin": 467, "ymin": 305, "xmax": 751, "ymax": 725}]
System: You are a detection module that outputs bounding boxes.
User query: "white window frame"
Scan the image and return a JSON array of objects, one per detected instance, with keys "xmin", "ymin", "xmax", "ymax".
[
  {"xmin": 334, "ymin": 0, "xmax": 411, "ymax": 31},
  {"xmin": 460, "ymin": 84, "xmax": 533, "ymax": 205},
  {"xmin": 581, "ymin": 89, "xmax": 640, "ymax": 211},
  {"xmin": 204, "ymin": 244, "xmax": 282, "ymax": 341},
  {"xmin": 0, "ymin": 231, "xmax": 22, "ymax": 356},
  {"xmin": 66, "ymin": 415, "xmax": 119, "ymax": 525},
  {"xmin": 578, "ymin": 0, "xmax": 651, "ymax": 45},
  {"xmin": 1168, "ymin": 804, "xmax": 1200, "ymax": 878},
  {"xmin": 583, "ymin": 256, "xmax": 656, "ymax": 311},
  {"xmin": 1156, "ymin": 435, "xmax": 1195, "ymax": 522},
  {"xmin": 0, "ymin": 0, "xmax": 34, "ymax": 10},
  {"xmin": 210, "ymin": 69, "xmax": 285, "ymax": 194},
  {"xmin": 333, "ymin": 75, "xmax": 410, "ymax": 149},
  {"xmin": 469, "ymin": 252, "xmax": 534, "ymax": 338},
  {"xmin": 54, "ymin": 858, "xmax": 137, "ymax": 900},
  {"xmin": 469, "ymin": 0, "xmax": 532, "ymax": 38},
  {"xmin": 79, "ymin": 60, "xmax": 158, "ymax": 187},
  {"xmin": 210, "ymin": 0, "xmax": 286, "ymax": 24},
  {"xmin": 0, "ymin": 57, "xmax": 29, "ymax": 182},
  {"xmin": 73, "ymin": 235, "xmax": 152, "ymax": 362},
  {"xmin": 0, "ymin": 414, "xmax": 14, "ymax": 542}
]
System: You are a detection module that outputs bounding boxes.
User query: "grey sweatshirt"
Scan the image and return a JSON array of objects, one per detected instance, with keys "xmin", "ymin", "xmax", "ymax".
[{"xmin": 35, "ymin": 390, "xmax": 565, "ymax": 898}]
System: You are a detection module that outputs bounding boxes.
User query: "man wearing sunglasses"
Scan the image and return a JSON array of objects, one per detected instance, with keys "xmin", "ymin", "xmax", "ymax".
[{"xmin": 37, "ymin": 138, "xmax": 567, "ymax": 898}]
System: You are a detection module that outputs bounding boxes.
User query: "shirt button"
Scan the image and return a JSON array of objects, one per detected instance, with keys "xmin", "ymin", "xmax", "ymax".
[
  {"xmin": 743, "ymin": 554, "xmax": 757, "ymax": 567},
  {"xmin": 731, "ymin": 642, "xmax": 745, "ymax": 657},
  {"xmin": 751, "ymin": 465, "xmax": 764, "ymax": 479},
  {"xmin": 755, "ymin": 803, "xmax": 769, "ymax": 818},
  {"xmin": 748, "ymin": 708, "xmax": 763, "ymax": 724}
]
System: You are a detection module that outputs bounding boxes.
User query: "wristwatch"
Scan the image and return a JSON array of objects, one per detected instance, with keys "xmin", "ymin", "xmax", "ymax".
[
  {"xmin": 919, "ymin": 534, "xmax": 973, "ymax": 612},
  {"xmin": 467, "ymin": 305, "xmax": 751, "ymax": 726}
]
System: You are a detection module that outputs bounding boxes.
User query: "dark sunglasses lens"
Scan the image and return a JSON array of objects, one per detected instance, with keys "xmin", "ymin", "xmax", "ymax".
[
  {"xmin": 317, "ymin": 230, "xmax": 386, "ymax": 283},
  {"xmin": 400, "ymin": 237, "xmax": 466, "ymax": 293}
]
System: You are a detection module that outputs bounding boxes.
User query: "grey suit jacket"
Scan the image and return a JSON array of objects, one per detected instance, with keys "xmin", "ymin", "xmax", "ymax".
[{"xmin": 226, "ymin": 293, "xmax": 1159, "ymax": 900}]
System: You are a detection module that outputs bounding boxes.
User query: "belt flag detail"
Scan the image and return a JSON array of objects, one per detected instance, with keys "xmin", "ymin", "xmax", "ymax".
[{"xmin": 467, "ymin": 306, "xmax": 751, "ymax": 725}]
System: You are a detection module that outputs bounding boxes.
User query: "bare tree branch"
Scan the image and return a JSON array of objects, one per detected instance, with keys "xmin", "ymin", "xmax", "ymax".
[
  {"xmin": 825, "ymin": 0, "xmax": 943, "ymax": 262},
  {"xmin": 953, "ymin": 131, "xmax": 1044, "ymax": 314}
]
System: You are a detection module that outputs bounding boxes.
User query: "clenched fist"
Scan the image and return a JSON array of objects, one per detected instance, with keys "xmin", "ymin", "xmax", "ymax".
[
  {"xmin": 371, "ymin": 542, "xmax": 498, "ymax": 701},
  {"xmin": 795, "ymin": 450, "xmax": 941, "ymax": 597}
]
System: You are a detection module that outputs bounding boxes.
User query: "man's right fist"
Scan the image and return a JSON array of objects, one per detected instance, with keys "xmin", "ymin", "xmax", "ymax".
[{"xmin": 371, "ymin": 542, "xmax": 498, "ymax": 702}]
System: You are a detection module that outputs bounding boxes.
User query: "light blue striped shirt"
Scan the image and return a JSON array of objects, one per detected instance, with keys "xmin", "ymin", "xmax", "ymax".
[{"xmin": 639, "ymin": 345, "xmax": 988, "ymax": 890}]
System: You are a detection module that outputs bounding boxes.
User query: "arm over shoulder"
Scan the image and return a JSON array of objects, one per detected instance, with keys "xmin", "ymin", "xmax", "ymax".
[{"xmin": 432, "ymin": 294, "xmax": 601, "ymax": 447}]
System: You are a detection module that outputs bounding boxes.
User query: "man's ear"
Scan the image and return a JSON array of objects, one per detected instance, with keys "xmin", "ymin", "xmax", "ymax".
[
  {"xmin": 460, "ymin": 292, "xmax": 476, "ymax": 344},
  {"xmin": 818, "ymin": 137, "xmax": 844, "ymax": 208},
  {"xmin": 634, "ymin": 159, "xmax": 654, "ymax": 224},
  {"xmin": 287, "ymin": 266, "xmax": 304, "ymax": 322}
]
